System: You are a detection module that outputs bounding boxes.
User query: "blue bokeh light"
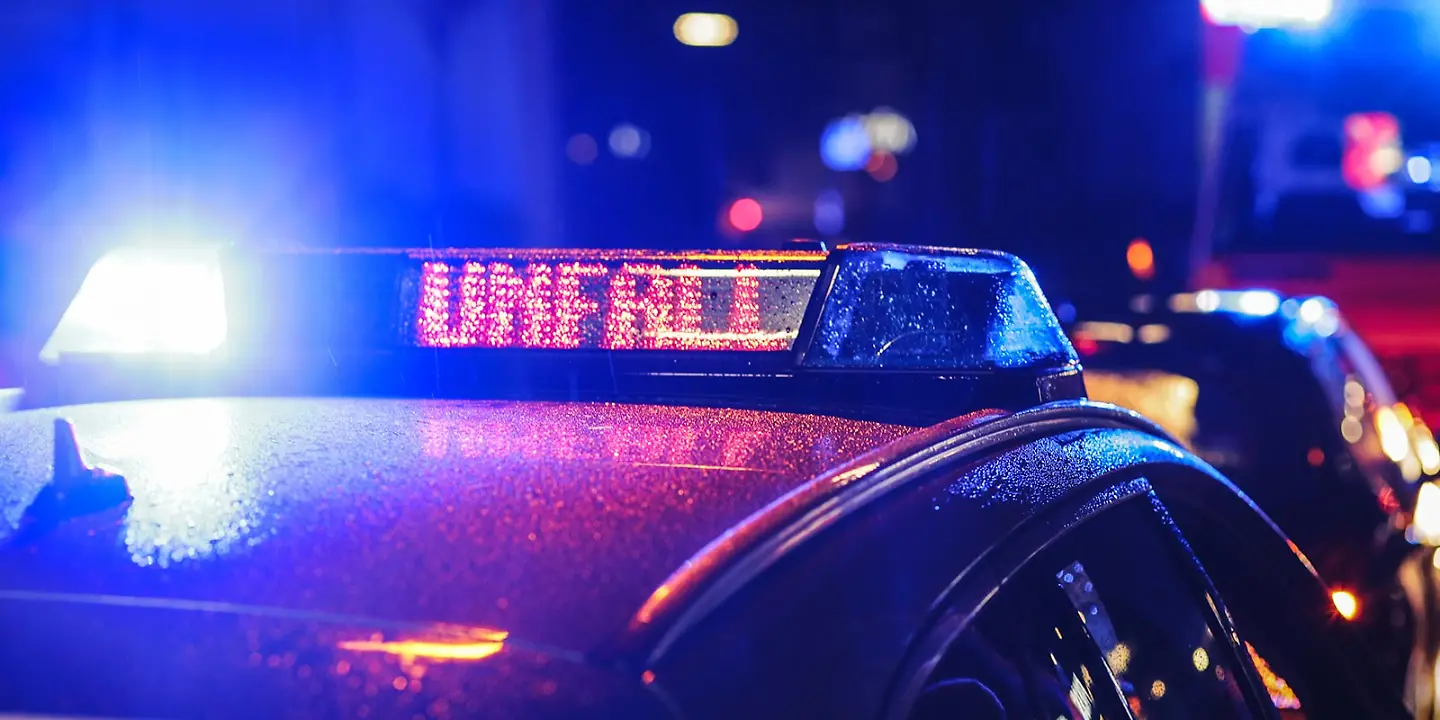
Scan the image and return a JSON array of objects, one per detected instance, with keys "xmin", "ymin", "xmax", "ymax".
[
  {"xmin": 820, "ymin": 117, "xmax": 872, "ymax": 172},
  {"xmin": 813, "ymin": 190, "xmax": 845, "ymax": 235}
]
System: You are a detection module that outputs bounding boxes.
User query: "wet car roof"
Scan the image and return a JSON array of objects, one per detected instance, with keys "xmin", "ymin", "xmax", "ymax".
[{"xmin": 0, "ymin": 398, "xmax": 913, "ymax": 652}]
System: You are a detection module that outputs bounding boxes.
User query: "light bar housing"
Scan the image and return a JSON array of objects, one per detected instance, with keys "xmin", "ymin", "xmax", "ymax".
[
  {"xmin": 799, "ymin": 245, "xmax": 1075, "ymax": 370},
  {"xmin": 28, "ymin": 244, "xmax": 1084, "ymax": 422}
]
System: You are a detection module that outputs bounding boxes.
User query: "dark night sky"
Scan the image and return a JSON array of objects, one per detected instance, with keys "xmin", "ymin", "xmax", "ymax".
[{"xmin": 0, "ymin": 0, "xmax": 1203, "ymax": 345}]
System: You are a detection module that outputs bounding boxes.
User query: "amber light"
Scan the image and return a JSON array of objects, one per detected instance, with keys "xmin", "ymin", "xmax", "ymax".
[
  {"xmin": 338, "ymin": 630, "xmax": 508, "ymax": 662},
  {"xmin": 1330, "ymin": 589, "xmax": 1359, "ymax": 620},
  {"xmin": 1126, "ymin": 238, "xmax": 1155, "ymax": 281},
  {"xmin": 1245, "ymin": 643, "xmax": 1301, "ymax": 710}
]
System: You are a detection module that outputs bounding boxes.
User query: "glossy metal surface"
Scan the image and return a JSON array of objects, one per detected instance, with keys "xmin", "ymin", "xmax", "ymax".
[
  {"xmin": 1, "ymin": 591, "xmax": 665, "ymax": 719},
  {"xmin": 632, "ymin": 400, "xmax": 1177, "ymax": 660},
  {"xmin": 0, "ymin": 398, "xmax": 911, "ymax": 655},
  {"xmin": 647, "ymin": 426, "xmax": 1220, "ymax": 719}
]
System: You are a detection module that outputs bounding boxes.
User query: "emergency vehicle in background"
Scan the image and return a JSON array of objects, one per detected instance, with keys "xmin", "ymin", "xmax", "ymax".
[{"xmin": 1194, "ymin": 0, "xmax": 1440, "ymax": 422}]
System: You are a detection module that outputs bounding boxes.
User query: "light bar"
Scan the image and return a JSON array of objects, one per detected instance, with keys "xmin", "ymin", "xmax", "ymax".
[
  {"xmin": 799, "ymin": 245, "xmax": 1077, "ymax": 371},
  {"xmin": 32, "ymin": 245, "xmax": 1085, "ymax": 412},
  {"xmin": 1202, "ymin": 0, "xmax": 1332, "ymax": 29},
  {"xmin": 39, "ymin": 247, "xmax": 227, "ymax": 363},
  {"xmin": 409, "ymin": 252, "xmax": 823, "ymax": 351}
]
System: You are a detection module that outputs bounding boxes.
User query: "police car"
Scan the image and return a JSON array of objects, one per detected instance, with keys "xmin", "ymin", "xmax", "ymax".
[
  {"xmin": 0, "ymin": 245, "xmax": 1406, "ymax": 718},
  {"xmin": 1069, "ymin": 290, "xmax": 1440, "ymax": 699}
]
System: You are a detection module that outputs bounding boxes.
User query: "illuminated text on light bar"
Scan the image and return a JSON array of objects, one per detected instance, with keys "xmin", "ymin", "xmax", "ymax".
[{"xmin": 413, "ymin": 260, "xmax": 820, "ymax": 351}]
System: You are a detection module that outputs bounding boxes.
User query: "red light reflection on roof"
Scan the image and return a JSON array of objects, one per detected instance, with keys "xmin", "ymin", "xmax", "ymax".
[{"xmin": 415, "ymin": 260, "xmax": 814, "ymax": 351}]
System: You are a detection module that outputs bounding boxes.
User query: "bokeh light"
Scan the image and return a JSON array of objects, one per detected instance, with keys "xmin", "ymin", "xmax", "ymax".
[
  {"xmin": 1126, "ymin": 238, "xmax": 1155, "ymax": 280},
  {"xmin": 821, "ymin": 116, "xmax": 872, "ymax": 171},
  {"xmin": 864, "ymin": 108, "xmax": 917, "ymax": 154},
  {"xmin": 609, "ymin": 123, "xmax": 651, "ymax": 159},
  {"xmin": 1358, "ymin": 186, "xmax": 1405, "ymax": 219},
  {"xmin": 813, "ymin": 190, "xmax": 845, "ymax": 235},
  {"xmin": 728, "ymin": 198, "xmax": 763, "ymax": 232},
  {"xmin": 566, "ymin": 133, "xmax": 598, "ymax": 165},
  {"xmin": 866, "ymin": 152, "xmax": 898, "ymax": 182},
  {"xmin": 1409, "ymin": 156, "xmax": 1433, "ymax": 184},
  {"xmin": 674, "ymin": 13, "xmax": 738, "ymax": 47}
]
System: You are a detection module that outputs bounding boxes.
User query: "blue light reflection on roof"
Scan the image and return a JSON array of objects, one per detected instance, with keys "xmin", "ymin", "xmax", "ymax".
[{"xmin": 800, "ymin": 245, "xmax": 1077, "ymax": 371}]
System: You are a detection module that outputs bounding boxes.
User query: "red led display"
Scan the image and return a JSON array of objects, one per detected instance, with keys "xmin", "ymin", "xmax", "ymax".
[{"xmin": 413, "ymin": 255, "xmax": 820, "ymax": 351}]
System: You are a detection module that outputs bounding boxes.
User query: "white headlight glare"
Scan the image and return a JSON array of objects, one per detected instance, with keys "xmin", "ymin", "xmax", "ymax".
[{"xmin": 39, "ymin": 247, "xmax": 227, "ymax": 364}]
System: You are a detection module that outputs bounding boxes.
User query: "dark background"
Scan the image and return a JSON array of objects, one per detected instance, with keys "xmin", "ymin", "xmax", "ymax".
[{"xmin": 0, "ymin": 0, "xmax": 1202, "ymax": 364}]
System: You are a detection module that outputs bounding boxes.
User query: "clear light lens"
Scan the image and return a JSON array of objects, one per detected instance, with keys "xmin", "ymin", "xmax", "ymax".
[
  {"xmin": 40, "ymin": 247, "xmax": 227, "ymax": 363},
  {"xmin": 801, "ymin": 245, "xmax": 1076, "ymax": 370}
]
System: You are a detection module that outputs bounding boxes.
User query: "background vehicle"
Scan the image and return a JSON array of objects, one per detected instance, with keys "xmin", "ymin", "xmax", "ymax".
[
  {"xmin": 1070, "ymin": 289, "xmax": 1440, "ymax": 695},
  {"xmin": 0, "ymin": 244, "xmax": 1405, "ymax": 718},
  {"xmin": 1196, "ymin": 2, "xmax": 1440, "ymax": 421}
]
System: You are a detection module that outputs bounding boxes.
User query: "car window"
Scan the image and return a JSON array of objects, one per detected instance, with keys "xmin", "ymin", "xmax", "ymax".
[{"xmin": 909, "ymin": 494, "xmax": 1269, "ymax": 720}]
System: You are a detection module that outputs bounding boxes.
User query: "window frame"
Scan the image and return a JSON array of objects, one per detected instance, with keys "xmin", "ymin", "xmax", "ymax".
[
  {"xmin": 1149, "ymin": 461, "xmax": 1411, "ymax": 718},
  {"xmin": 887, "ymin": 476, "xmax": 1280, "ymax": 720}
]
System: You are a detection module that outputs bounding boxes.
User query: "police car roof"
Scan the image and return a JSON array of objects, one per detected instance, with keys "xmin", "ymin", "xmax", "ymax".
[{"xmin": 0, "ymin": 397, "xmax": 913, "ymax": 653}]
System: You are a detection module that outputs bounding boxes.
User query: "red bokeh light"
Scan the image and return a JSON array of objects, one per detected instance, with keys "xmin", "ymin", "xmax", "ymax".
[
  {"xmin": 1342, "ymin": 112, "xmax": 1401, "ymax": 191},
  {"xmin": 866, "ymin": 152, "xmax": 898, "ymax": 182},
  {"xmin": 727, "ymin": 198, "xmax": 763, "ymax": 232}
]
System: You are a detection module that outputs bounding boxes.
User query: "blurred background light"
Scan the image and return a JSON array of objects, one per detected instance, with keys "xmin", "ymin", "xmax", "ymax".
[
  {"xmin": 608, "ymin": 123, "xmax": 651, "ymax": 158},
  {"xmin": 567, "ymin": 133, "xmax": 598, "ymax": 165},
  {"xmin": 813, "ymin": 190, "xmax": 845, "ymax": 235},
  {"xmin": 1358, "ymin": 186, "xmax": 1406, "ymax": 219},
  {"xmin": 866, "ymin": 152, "xmax": 898, "ymax": 182},
  {"xmin": 1127, "ymin": 238, "xmax": 1156, "ymax": 280},
  {"xmin": 1195, "ymin": 290, "xmax": 1222, "ymax": 312},
  {"xmin": 1408, "ymin": 156, "xmax": 1432, "ymax": 185},
  {"xmin": 863, "ymin": 108, "xmax": 917, "ymax": 154},
  {"xmin": 727, "ymin": 197, "xmax": 763, "ymax": 232},
  {"xmin": 1202, "ymin": 0, "xmax": 1333, "ymax": 29},
  {"xmin": 821, "ymin": 116, "xmax": 873, "ymax": 171},
  {"xmin": 1343, "ymin": 112, "xmax": 1402, "ymax": 191},
  {"xmin": 1238, "ymin": 290, "xmax": 1281, "ymax": 316},
  {"xmin": 1414, "ymin": 482, "xmax": 1440, "ymax": 545},
  {"xmin": 674, "ymin": 13, "xmax": 738, "ymax": 47},
  {"xmin": 1376, "ymin": 405, "xmax": 1412, "ymax": 463}
]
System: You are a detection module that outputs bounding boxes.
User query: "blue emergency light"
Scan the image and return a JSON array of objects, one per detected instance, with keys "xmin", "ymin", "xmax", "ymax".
[{"xmin": 28, "ymin": 244, "xmax": 1084, "ymax": 419}]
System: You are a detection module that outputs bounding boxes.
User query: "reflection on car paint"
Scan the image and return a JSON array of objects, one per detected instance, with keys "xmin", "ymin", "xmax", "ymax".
[{"xmin": 1246, "ymin": 643, "xmax": 1302, "ymax": 711}]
